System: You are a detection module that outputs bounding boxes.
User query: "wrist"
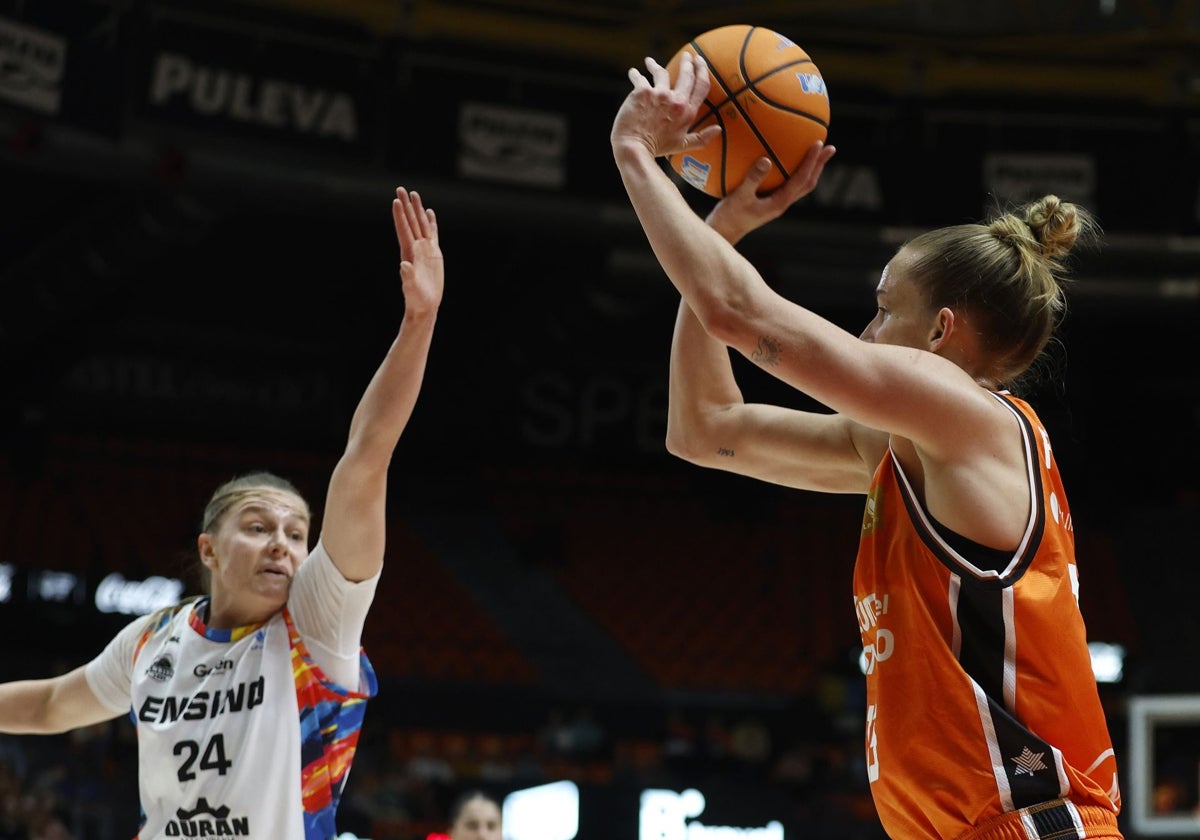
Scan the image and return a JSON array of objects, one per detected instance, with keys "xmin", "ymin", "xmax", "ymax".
[
  {"xmin": 402, "ymin": 306, "xmax": 439, "ymax": 326},
  {"xmin": 704, "ymin": 212, "xmax": 744, "ymax": 246},
  {"xmin": 612, "ymin": 136, "xmax": 656, "ymax": 167}
]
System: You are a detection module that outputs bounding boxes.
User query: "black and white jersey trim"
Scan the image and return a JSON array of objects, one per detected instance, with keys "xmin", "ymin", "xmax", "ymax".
[{"xmin": 891, "ymin": 393, "xmax": 1045, "ymax": 589}]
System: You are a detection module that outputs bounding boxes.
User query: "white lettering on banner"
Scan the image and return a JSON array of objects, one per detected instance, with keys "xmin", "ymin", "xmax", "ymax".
[
  {"xmin": 520, "ymin": 371, "xmax": 666, "ymax": 452},
  {"xmin": 0, "ymin": 15, "xmax": 65, "ymax": 113},
  {"xmin": 30, "ymin": 570, "xmax": 82, "ymax": 603},
  {"xmin": 984, "ymin": 152, "xmax": 1095, "ymax": 206},
  {"xmin": 458, "ymin": 101, "xmax": 567, "ymax": 189},
  {"xmin": 810, "ymin": 164, "xmax": 883, "ymax": 211},
  {"xmin": 95, "ymin": 573, "xmax": 185, "ymax": 615},
  {"xmin": 66, "ymin": 355, "xmax": 333, "ymax": 413},
  {"xmin": 639, "ymin": 789, "xmax": 785, "ymax": 840},
  {"xmin": 148, "ymin": 51, "xmax": 358, "ymax": 141}
]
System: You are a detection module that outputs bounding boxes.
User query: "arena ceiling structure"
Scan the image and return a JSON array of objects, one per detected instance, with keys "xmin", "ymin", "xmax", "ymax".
[{"xmin": 0, "ymin": 0, "xmax": 1197, "ymax": 492}]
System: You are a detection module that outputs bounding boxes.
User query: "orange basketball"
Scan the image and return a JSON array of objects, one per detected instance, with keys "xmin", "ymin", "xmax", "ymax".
[{"xmin": 666, "ymin": 24, "xmax": 830, "ymax": 198}]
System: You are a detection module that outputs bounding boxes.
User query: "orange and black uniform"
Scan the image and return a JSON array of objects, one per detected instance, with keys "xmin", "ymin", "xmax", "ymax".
[{"xmin": 853, "ymin": 392, "xmax": 1122, "ymax": 840}]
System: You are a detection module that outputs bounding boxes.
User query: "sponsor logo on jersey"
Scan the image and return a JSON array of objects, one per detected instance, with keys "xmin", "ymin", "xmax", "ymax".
[
  {"xmin": 166, "ymin": 797, "xmax": 249, "ymax": 836},
  {"xmin": 193, "ymin": 658, "xmax": 234, "ymax": 677},
  {"xmin": 861, "ymin": 487, "xmax": 881, "ymax": 536},
  {"xmin": 146, "ymin": 653, "xmax": 175, "ymax": 682},
  {"xmin": 138, "ymin": 676, "xmax": 265, "ymax": 723}
]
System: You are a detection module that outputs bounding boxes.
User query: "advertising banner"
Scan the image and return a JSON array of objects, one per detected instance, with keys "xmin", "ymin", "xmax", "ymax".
[
  {"xmin": 132, "ymin": 11, "xmax": 380, "ymax": 159},
  {"xmin": 0, "ymin": 7, "xmax": 125, "ymax": 136}
]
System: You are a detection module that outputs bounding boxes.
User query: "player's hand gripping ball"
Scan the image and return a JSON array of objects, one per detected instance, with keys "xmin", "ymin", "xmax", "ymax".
[{"xmin": 667, "ymin": 24, "xmax": 830, "ymax": 197}]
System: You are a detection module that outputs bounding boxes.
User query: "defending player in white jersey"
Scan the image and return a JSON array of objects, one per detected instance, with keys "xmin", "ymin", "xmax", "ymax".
[{"xmin": 0, "ymin": 186, "xmax": 443, "ymax": 839}]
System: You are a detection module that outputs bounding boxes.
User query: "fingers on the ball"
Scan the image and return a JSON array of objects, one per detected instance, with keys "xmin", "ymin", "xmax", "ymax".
[{"xmin": 746, "ymin": 157, "xmax": 771, "ymax": 184}]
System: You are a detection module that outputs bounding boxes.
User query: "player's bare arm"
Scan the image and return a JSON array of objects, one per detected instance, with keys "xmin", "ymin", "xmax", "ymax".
[
  {"xmin": 321, "ymin": 187, "xmax": 442, "ymax": 583},
  {"xmin": 0, "ymin": 666, "xmax": 120, "ymax": 734}
]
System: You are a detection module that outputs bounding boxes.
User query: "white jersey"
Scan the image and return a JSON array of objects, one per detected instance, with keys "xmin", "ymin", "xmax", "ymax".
[{"xmin": 85, "ymin": 540, "xmax": 380, "ymax": 839}]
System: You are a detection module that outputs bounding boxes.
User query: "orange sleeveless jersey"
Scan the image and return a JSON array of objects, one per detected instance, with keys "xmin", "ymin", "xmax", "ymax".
[{"xmin": 852, "ymin": 393, "xmax": 1121, "ymax": 839}]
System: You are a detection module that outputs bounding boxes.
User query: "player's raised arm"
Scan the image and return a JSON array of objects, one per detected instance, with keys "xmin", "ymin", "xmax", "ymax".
[
  {"xmin": 320, "ymin": 187, "xmax": 443, "ymax": 583},
  {"xmin": 666, "ymin": 147, "xmax": 885, "ymax": 493}
]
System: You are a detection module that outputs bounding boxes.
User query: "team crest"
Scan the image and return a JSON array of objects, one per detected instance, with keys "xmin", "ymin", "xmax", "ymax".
[
  {"xmin": 861, "ymin": 487, "xmax": 882, "ymax": 536},
  {"xmin": 145, "ymin": 652, "xmax": 175, "ymax": 682}
]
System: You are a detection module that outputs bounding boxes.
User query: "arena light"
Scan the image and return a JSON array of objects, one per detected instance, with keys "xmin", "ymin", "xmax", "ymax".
[
  {"xmin": 503, "ymin": 780, "xmax": 579, "ymax": 840},
  {"xmin": 1088, "ymin": 641, "xmax": 1125, "ymax": 684}
]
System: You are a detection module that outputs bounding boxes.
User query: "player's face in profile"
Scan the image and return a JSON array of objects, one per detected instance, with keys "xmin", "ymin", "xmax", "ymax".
[
  {"xmin": 451, "ymin": 797, "xmax": 502, "ymax": 840},
  {"xmin": 205, "ymin": 490, "xmax": 311, "ymax": 609},
  {"xmin": 859, "ymin": 247, "xmax": 937, "ymax": 350}
]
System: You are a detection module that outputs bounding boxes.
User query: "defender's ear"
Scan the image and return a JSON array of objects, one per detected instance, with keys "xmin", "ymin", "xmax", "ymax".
[{"xmin": 197, "ymin": 534, "xmax": 218, "ymax": 570}]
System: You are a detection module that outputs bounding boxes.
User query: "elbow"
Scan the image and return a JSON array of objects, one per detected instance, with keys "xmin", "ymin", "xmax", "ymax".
[
  {"xmin": 664, "ymin": 424, "xmax": 694, "ymax": 463},
  {"xmin": 664, "ymin": 410, "xmax": 722, "ymax": 467},
  {"xmin": 691, "ymin": 293, "xmax": 753, "ymax": 349}
]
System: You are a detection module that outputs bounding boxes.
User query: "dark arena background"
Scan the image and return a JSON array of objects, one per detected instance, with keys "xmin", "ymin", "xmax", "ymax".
[{"xmin": 0, "ymin": 1, "xmax": 1198, "ymax": 838}]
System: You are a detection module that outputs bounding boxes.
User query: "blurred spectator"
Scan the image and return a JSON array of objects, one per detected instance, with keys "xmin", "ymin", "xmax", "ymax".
[
  {"xmin": 562, "ymin": 707, "xmax": 606, "ymax": 761},
  {"xmin": 442, "ymin": 732, "xmax": 479, "ymax": 781},
  {"xmin": 771, "ymin": 738, "xmax": 816, "ymax": 792},
  {"xmin": 0, "ymin": 740, "xmax": 26, "ymax": 787},
  {"xmin": 663, "ymin": 710, "xmax": 698, "ymax": 775},
  {"xmin": 700, "ymin": 713, "xmax": 732, "ymax": 773},
  {"xmin": 729, "ymin": 716, "xmax": 772, "ymax": 769},
  {"xmin": 537, "ymin": 708, "xmax": 573, "ymax": 760},
  {"xmin": 405, "ymin": 731, "xmax": 456, "ymax": 821},
  {"xmin": 476, "ymin": 735, "xmax": 516, "ymax": 784},
  {"xmin": 447, "ymin": 789, "xmax": 501, "ymax": 840}
]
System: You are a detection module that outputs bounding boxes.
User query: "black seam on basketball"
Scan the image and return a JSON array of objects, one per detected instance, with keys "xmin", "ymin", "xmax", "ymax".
[
  {"xmin": 672, "ymin": 106, "xmax": 732, "ymax": 196},
  {"xmin": 698, "ymin": 30, "xmax": 781, "ymax": 182},
  {"xmin": 708, "ymin": 106, "xmax": 732, "ymax": 196},
  {"xmin": 690, "ymin": 40, "xmax": 739, "ymax": 131},
  {"xmin": 686, "ymin": 39, "xmax": 739, "ymax": 193}
]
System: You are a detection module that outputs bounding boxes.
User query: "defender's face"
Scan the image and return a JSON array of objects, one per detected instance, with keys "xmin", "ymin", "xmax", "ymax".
[{"xmin": 200, "ymin": 489, "xmax": 310, "ymax": 624}]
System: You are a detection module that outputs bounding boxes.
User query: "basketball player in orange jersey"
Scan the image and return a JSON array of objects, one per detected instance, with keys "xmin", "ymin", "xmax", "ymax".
[{"xmin": 611, "ymin": 52, "xmax": 1123, "ymax": 840}]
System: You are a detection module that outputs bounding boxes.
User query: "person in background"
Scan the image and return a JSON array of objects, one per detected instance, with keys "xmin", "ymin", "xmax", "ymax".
[
  {"xmin": 0, "ymin": 187, "xmax": 444, "ymax": 840},
  {"xmin": 610, "ymin": 51, "xmax": 1123, "ymax": 840},
  {"xmin": 445, "ymin": 790, "xmax": 502, "ymax": 840}
]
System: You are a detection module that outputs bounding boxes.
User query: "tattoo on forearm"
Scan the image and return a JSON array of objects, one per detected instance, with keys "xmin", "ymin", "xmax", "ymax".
[
  {"xmin": 752, "ymin": 336, "xmax": 781, "ymax": 367},
  {"xmin": 717, "ymin": 447, "xmax": 734, "ymax": 457}
]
